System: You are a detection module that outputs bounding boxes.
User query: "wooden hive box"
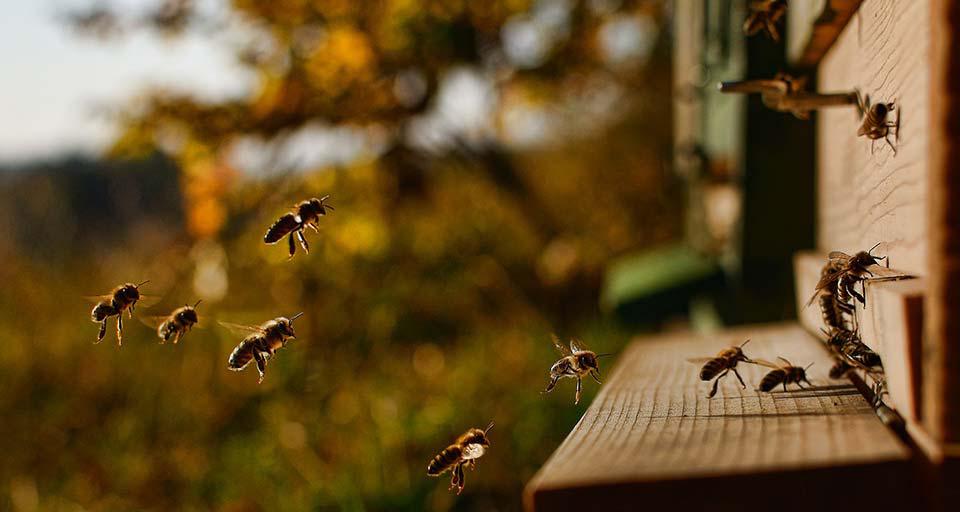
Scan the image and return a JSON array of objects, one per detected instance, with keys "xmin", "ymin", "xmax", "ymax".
[{"xmin": 525, "ymin": 0, "xmax": 960, "ymax": 509}]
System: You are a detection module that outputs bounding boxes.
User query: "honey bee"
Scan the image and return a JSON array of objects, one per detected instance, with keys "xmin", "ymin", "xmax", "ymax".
[
  {"xmin": 543, "ymin": 335, "xmax": 608, "ymax": 405},
  {"xmin": 857, "ymin": 97, "xmax": 898, "ymax": 154},
  {"xmin": 825, "ymin": 329, "xmax": 882, "ymax": 370},
  {"xmin": 743, "ymin": 0, "xmax": 788, "ymax": 41},
  {"xmin": 223, "ymin": 313, "xmax": 302, "ymax": 383},
  {"xmin": 808, "ymin": 244, "xmax": 886, "ymax": 308},
  {"xmin": 143, "ymin": 300, "xmax": 202, "ymax": 344},
  {"xmin": 718, "ymin": 73, "xmax": 857, "ymax": 119},
  {"xmin": 686, "ymin": 339, "xmax": 754, "ymax": 398},
  {"xmin": 88, "ymin": 280, "xmax": 150, "ymax": 345},
  {"xmin": 427, "ymin": 422, "xmax": 493, "ymax": 495},
  {"xmin": 819, "ymin": 292, "xmax": 854, "ymax": 332},
  {"xmin": 264, "ymin": 196, "xmax": 335, "ymax": 258},
  {"xmin": 756, "ymin": 357, "xmax": 814, "ymax": 392}
]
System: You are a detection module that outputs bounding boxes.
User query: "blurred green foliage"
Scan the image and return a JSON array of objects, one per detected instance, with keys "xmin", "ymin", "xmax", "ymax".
[{"xmin": 1, "ymin": 1, "xmax": 680, "ymax": 510}]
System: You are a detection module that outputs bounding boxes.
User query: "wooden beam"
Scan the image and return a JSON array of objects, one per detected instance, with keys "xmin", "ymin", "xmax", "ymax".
[
  {"xmin": 524, "ymin": 323, "xmax": 911, "ymax": 511},
  {"xmin": 789, "ymin": 0, "xmax": 863, "ymax": 69}
]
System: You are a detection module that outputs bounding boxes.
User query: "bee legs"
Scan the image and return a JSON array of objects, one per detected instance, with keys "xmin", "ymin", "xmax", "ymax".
[
  {"xmin": 97, "ymin": 320, "xmax": 107, "ymax": 342},
  {"xmin": 574, "ymin": 377, "xmax": 582, "ymax": 405},
  {"xmin": 449, "ymin": 463, "xmax": 465, "ymax": 495},
  {"xmin": 296, "ymin": 230, "xmax": 310, "ymax": 254},
  {"xmin": 708, "ymin": 370, "xmax": 728, "ymax": 399},
  {"xmin": 116, "ymin": 315, "xmax": 123, "ymax": 346},
  {"xmin": 254, "ymin": 351, "xmax": 268, "ymax": 384},
  {"xmin": 590, "ymin": 370, "xmax": 602, "ymax": 384},
  {"xmin": 885, "ymin": 134, "xmax": 897, "ymax": 155},
  {"xmin": 287, "ymin": 233, "xmax": 296, "ymax": 258},
  {"xmin": 732, "ymin": 368, "xmax": 746, "ymax": 389},
  {"xmin": 543, "ymin": 376, "xmax": 559, "ymax": 394}
]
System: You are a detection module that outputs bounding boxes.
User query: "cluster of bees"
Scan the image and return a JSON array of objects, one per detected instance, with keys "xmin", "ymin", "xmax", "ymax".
[
  {"xmin": 86, "ymin": 194, "xmax": 611, "ymax": 495},
  {"xmin": 809, "ymin": 246, "xmax": 887, "ymax": 399},
  {"xmin": 726, "ymin": 1, "xmax": 900, "ymax": 153}
]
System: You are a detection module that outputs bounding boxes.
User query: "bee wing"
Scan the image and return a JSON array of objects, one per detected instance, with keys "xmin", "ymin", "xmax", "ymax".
[
  {"xmin": 686, "ymin": 357, "xmax": 713, "ymax": 364},
  {"xmin": 751, "ymin": 358, "xmax": 782, "ymax": 369},
  {"xmin": 135, "ymin": 295, "xmax": 162, "ymax": 309},
  {"xmin": 569, "ymin": 338, "xmax": 588, "ymax": 354},
  {"xmin": 138, "ymin": 315, "xmax": 169, "ymax": 329},
  {"xmin": 828, "ymin": 251, "xmax": 852, "ymax": 263},
  {"xmin": 218, "ymin": 321, "xmax": 266, "ymax": 336},
  {"xmin": 551, "ymin": 334, "xmax": 571, "ymax": 356},
  {"xmin": 83, "ymin": 294, "xmax": 115, "ymax": 304}
]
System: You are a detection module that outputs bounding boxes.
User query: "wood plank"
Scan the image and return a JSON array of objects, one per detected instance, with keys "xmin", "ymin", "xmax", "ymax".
[
  {"xmin": 926, "ymin": 0, "xmax": 960, "ymax": 446},
  {"xmin": 793, "ymin": 251, "xmax": 923, "ymax": 422},
  {"xmin": 524, "ymin": 323, "xmax": 911, "ymax": 511},
  {"xmin": 789, "ymin": 0, "xmax": 863, "ymax": 69},
  {"xmin": 816, "ymin": 0, "xmax": 930, "ymax": 276}
]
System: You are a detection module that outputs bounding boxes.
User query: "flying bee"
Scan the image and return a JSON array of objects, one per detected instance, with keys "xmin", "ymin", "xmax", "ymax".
[
  {"xmin": 756, "ymin": 357, "xmax": 814, "ymax": 392},
  {"xmin": 686, "ymin": 339, "xmax": 754, "ymax": 398},
  {"xmin": 223, "ymin": 313, "xmax": 302, "ymax": 383},
  {"xmin": 743, "ymin": 0, "xmax": 788, "ymax": 41},
  {"xmin": 543, "ymin": 335, "xmax": 609, "ymax": 405},
  {"xmin": 143, "ymin": 300, "xmax": 202, "ymax": 344},
  {"xmin": 87, "ymin": 280, "xmax": 150, "ymax": 345},
  {"xmin": 857, "ymin": 97, "xmax": 899, "ymax": 154},
  {"xmin": 264, "ymin": 196, "xmax": 335, "ymax": 258},
  {"xmin": 427, "ymin": 422, "xmax": 493, "ymax": 495}
]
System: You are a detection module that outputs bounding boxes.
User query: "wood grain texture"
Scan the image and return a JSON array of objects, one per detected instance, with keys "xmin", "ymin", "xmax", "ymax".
[
  {"xmin": 816, "ymin": 0, "xmax": 930, "ymax": 276},
  {"xmin": 925, "ymin": 0, "xmax": 960, "ymax": 446},
  {"xmin": 793, "ymin": 251, "xmax": 923, "ymax": 421},
  {"xmin": 524, "ymin": 323, "xmax": 910, "ymax": 511}
]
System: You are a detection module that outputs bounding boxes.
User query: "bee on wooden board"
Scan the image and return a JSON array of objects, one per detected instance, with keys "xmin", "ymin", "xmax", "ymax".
[
  {"xmin": 264, "ymin": 196, "xmax": 334, "ymax": 258},
  {"xmin": 142, "ymin": 300, "xmax": 202, "ymax": 344},
  {"xmin": 687, "ymin": 339, "xmax": 754, "ymax": 398},
  {"xmin": 743, "ymin": 0, "xmax": 788, "ymax": 41},
  {"xmin": 819, "ymin": 292, "xmax": 855, "ymax": 332},
  {"xmin": 718, "ymin": 73, "xmax": 857, "ymax": 119},
  {"xmin": 756, "ymin": 357, "xmax": 814, "ymax": 392},
  {"xmin": 223, "ymin": 313, "xmax": 302, "ymax": 383},
  {"xmin": 88, "ymin": 280, "xmax": 151, "ymax": 345},
  {"xmin": 427, "ymin": 422, "xmax": 493, "ymax": 495},
  {"xmin": 543, "ymin": 335, "xmax": 609, "ymax": 405},
  {"xmin": 857, "ymin": 95, "xmax": 899, "ymax": 154},
  {"xmin": 824, "ymin": 329, "xmax": 883, "ymax": 370}
]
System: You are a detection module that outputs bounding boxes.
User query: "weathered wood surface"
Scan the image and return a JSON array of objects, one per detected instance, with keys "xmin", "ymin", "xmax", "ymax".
[
  {"xmin": 816, "ymin": 0, "xmax": 930, "ymax": 276},
  {"xmin": 793, "ymin": 251, "xmax": 923, "ymax": 422},
  {"xmin": 524, "ymin": 323, "xmax": 910, "ymax": 511}
]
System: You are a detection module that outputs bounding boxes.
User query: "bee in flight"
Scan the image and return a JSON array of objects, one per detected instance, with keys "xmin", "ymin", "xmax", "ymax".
[
  {"xmin": 687, "ymin": 339, "xmax": 754, "ymax": 398},
  {"xmin": 857, "ymin": 96, "xmax": 899, "ymax": 154},
  {"xmin": 427, "ymin": 422, "xmax": 493, "ymax": 495},
  {"xmin": 88, "ymin": 280, "xmax": 150, "ymax": 345},
  {"xmin": 543, "ymin": 335, "xmax": 608, "ymax": 405},
  {"xmin": 756, "ymin": 357, "xmax": 814, "ymax": 392},
  {"xmin": 143, "ymin": 300, "xmax": 202, "ymax": 344},
  {"xmin": 743, "ymin": 0, "xmax": 788, "ymax": 41},
  {"xmin": 223, "ymin": 313, "xmax": 302, "ymax": 383},
  {"xmin": 264, "ymin": 196, "xmax": 334, "ymax": 258}
]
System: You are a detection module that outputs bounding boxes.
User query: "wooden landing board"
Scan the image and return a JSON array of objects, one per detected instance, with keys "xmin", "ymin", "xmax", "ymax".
[
  {"xmin": 816, "ymin": 0, "xmax": 931, "ymax": 276},
  {"xmin": 793, "ymin": 251, "xmax": 923, "ymax": 422},
  {"xmin": 524, "ymin": 323, "xmax": 911, "ymax": 512}
]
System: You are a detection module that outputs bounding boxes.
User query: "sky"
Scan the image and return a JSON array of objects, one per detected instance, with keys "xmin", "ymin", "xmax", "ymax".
[{"xmin": 0, "ymin": 0, "xmax": 250, "ymax": 164}]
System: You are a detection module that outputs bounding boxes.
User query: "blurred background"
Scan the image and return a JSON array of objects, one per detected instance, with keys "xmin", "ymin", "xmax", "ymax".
[{"xmin": 0, "ymin": 1, "xmax": 813, "ymax": 510}]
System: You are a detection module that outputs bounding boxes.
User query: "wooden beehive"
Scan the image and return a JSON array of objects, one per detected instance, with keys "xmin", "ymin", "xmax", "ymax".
[{"xmin": 525, "ymin": 1, "xmax": 960, "ymax": 509}]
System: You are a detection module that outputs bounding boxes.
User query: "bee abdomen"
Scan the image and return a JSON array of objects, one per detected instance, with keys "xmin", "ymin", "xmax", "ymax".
[
  {"xmin": 759, "ymin": 369, "xmax": 786, "ymax": 392},
  {"xmin": 699, "ymin": 358, "xmax": 725, "ymax": 381},
  {"xmin": 264, "ymin": 213, "xmax": 300, "ymax": 244},
  {"xmin": 91, "ymin": 302, "xmax": 115, "ymax": 322},
  {"xmin": 228, "ymin": 340, "xmax": 256, "ymax": 370},
  {"xmin": 427, "ymin": 445, "xmax": 462, "ymax": 476}
]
